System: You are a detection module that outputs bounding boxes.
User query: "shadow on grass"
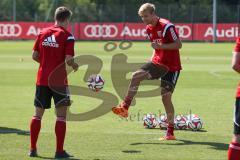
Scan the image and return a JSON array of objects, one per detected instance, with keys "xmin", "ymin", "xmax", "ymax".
[
  {"xmin": 122, "ymin": 150, "xmax": 142, "ymax": 154},
  {"xmin": 130, "ymin": 139, "xmax": 228, "ymax": 151},
  {"xmin": 0, "ymin": 127, "xmax": 29, "ymax": 135}
]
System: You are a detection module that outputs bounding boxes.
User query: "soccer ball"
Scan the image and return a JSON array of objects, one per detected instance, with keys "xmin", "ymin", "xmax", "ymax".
[
  {"xmin": 186, "ymin": 114, "xmax": 203, "ymax": 131},
  {"xmin": 158, "ymin": 114, "xmax": 168, "ymax": 130},
  {"xmin": 174, "ymin": 115, "xmax": 188, "ymax": 130},
  {"xmin": 87, "ymin": 74, "xmax": 104, "ymax": 92},
  {"xmin": 143, "ymin": 113, "xmax": 158, "ymax": 129}
]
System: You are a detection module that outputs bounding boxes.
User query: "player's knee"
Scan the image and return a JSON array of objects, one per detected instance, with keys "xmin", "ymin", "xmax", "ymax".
[
  {"xmin": 132, "ymin": 70, "xmax": 147, "ymax": 81},
  {"xmin": 233, "ymin": 134, "xmax": 240, "ymax": 143},
  {"xmin": 56, "ymin": 106, "xmax": 67, "ymax": 118},
  {"xmin": 34, "ymin": 107, "xmax": 45, "ymax": 118},
  {"xmin": 237, "ymin": 135, "xmax": 240, "ymax": 143}
]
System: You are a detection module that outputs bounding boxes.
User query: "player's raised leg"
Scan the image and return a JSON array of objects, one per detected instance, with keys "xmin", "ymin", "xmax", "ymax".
[
  {"xmin": 112, "ymin": 69, "xmax": 151, "ymax": 118},
  {"xmin": 29, "ymin": 107, "xmax": 45, "ymax": 157}
]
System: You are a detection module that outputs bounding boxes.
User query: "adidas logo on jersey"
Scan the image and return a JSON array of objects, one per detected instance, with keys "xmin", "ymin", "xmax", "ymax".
[{"xmin": 42, "ymin": 35, "xmax": 59, "ymax": 48}]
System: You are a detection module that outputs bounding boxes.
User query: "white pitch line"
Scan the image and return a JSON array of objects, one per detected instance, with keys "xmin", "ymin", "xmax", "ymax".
[{"xmin": 209, "ymin": 70, "xmax": 239, "ymax": 79}]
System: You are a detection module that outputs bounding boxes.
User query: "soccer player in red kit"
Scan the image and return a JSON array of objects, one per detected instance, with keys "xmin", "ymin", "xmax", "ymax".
[
  {"xmin": 28, "ymin": 7, "xmax": 78, "ymax": 158},
  {"xmin": 228, "ymin": 37, "xmax": 240, "ymax": 160},
  {"xmin": 112, "ymin": 3, "xmax": 182, "ymax": 140}
]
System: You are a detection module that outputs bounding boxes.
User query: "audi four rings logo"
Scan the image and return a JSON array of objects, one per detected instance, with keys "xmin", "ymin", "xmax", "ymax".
[
  {"xmin": 84, "ymin": 25, "xmax": 118, "ymax": 38},
  {"xmin": 0, "ymin": 24, "xmax": 22, "ymax": 37},
  {"xmin": 176, "ymin": 25, "xmax": 192, "ymax": 38}
]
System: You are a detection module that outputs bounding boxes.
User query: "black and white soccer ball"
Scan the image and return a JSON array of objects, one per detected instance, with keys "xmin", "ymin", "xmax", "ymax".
[
  {"xmin": 87, "ymin": 74, "xmax": 104, "ymax": 92},
  {"xmin": 143, "ymin": 113, "xmax": 158, "ymax": 129},
  {"xmin": 174, "ymin": 115, "xmax": 188, "ymax": 130},
  {"xmin": 186, "ymin": 114, "xmax": 203, "ymax": 131}
]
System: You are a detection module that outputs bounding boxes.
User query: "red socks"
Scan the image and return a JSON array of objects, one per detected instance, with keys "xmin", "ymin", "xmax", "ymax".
[
  {"xmin": 167, "ymin": 123, "xmax": 174, "ymax": 136},
  {"xmin": 228, "ymin": 141, "xmax": 240, "ymax": 160},
  {"xmin": 123, "ymin": 96, "xmax": 133, "ymax": 110},
  {"xmin": 30, "ymin": 116, "xmax": 41, "ymax": 150},
  {"xmin": 55, "ymin": 117, "xmax": 66, "ymax": 153},
  {"xmin": 30, "ymin": 116, "xmax": 67, "ymax": 153}
]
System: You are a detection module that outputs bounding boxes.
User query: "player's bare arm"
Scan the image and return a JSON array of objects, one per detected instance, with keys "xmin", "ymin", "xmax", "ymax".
[
  {"xmin": 66, "ymin": 55, "xmax": 78, "ymax": 72},
  {"xmin": 32, "ymin": 51, "xmax": 40, "ymax": 63},
  {"xmin": 232, "ymin": 52, "xmax": 240, "ymax": 73},
  {"xmin": 151, "ymin": 38, "xmax": 182, "ymax": 50}
]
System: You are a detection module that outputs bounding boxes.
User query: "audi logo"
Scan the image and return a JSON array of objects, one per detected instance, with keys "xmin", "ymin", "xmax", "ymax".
[
  {"xmin": 175, "ymin": 25, "xmax": 192, "ymax": 38},
  {"xmin": 0, "ymin": 24, "xmax": 22, "ymax": 37},
  {"xmin": 84, "ymin": 25, "xmax": 118, "ymax": 38}
]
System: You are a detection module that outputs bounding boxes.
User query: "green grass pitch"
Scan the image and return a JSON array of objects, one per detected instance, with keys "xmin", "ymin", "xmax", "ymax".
[{"xmin": 0, "ymin": 41, "xmax": 237, "ymax": 160}]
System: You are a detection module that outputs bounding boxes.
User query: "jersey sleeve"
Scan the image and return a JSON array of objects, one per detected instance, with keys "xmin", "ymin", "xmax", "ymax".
[
  {"xmin": 234, "ymin": 38, "xmax": 240, "ymax": 53},
  {"xmin": 32, "ymin": 34, "xmax": 41, "ymax": 51},
  {"xmin": 65, "ymin": 34, "xmax": 75, "ymax": 56},
  {"xmin": 165, "ymin": 26, "xmax": 179, "ymax": 42}
]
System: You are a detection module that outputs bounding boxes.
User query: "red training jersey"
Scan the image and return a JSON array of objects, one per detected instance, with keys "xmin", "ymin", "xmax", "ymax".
[
  {"xmin": 234, "ymin": 37, "xmax": 240, "ymax": 97},
  {"xmin": 146, "ymin": 18, "xmax": 182, "ymax": 71},
  {"xmin": 33, "ymin": 25, "xmax": 75, "ymax": 86}
]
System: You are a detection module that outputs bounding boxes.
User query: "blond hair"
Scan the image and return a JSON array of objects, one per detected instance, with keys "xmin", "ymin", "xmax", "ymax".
[{"xmin": 138, "ymin": 3, "xmax": 155, "ymax": 15}]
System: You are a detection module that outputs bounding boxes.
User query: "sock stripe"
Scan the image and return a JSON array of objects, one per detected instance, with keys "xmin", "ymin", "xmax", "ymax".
[
  {"xmin": 168, "ymin": 123, "xmax": 174, "ymax": 127},
  {"xmin": 230, "ymin": 144, "xmax": 240, "ymax": 150},
  {"xmin": 32, "ymin": 116, "xmax": 41, "ymax": 120},
  {"xmin": 56, "ymin": 117, "xmax": 66, "ymax": 122}
]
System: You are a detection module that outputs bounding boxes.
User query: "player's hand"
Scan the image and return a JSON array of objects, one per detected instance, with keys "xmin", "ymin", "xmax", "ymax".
[
  {"xmin": 151, "ymin": 42, "xmax": 162, "ymax": 49},
  {"xmin": 72, "ymin": 62, "xmax": 79, "ymax": 72}
]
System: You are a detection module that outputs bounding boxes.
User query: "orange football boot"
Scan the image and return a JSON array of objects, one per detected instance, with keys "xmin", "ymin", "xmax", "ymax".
[
  {"xmin": 112, "ymin": 102, "xmax": 129, "ymax": 118},
  {"xmin": 159, "ymin": 134, "xmax": 176, "ymax": 141},
  {"xmin": 159, "ymin": 124, "xmax": 176, "ymax": 141}
]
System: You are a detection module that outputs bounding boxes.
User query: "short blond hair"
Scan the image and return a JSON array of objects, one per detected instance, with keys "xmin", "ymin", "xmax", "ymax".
[{"xmin": 138, "ymin": 3, "xmax": 155, "ymax": 15}]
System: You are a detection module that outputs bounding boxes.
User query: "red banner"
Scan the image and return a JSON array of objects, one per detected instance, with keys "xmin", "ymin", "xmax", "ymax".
[{"xmin": 0, "ymin": 22, "xmax": 239, "ymax": 41}]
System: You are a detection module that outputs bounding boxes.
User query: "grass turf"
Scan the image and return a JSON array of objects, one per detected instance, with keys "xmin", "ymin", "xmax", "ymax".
[{"xmin": 0, "ymin": 41, "xmax": 237, "ymax": 160}]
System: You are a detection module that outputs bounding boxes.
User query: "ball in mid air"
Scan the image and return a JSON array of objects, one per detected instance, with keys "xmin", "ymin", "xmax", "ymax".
[{"xmin": 87, "ymin": 74, "xmax": 104, "ymax": 92}]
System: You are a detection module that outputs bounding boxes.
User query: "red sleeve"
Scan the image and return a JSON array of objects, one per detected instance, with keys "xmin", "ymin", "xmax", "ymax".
[
  {"xmin": 65, "ymin": 34, "xmax": 75, "ymax": 56},
  {"xmin": 33, "ymin": 34, "xmax": 41, "ymax": 51},
  {"xmin": 234, "ymin": 38, "xmax": 240, "ymax": 53},
  {"xmin": 165, "ymin": 26, "xmax": 179, "ymax": 42}
]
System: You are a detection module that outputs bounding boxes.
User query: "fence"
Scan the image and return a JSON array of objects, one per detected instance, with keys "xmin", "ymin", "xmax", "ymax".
[{"xmin": 0, "ymin": 1, "xmax": 239, "ymax": 23}]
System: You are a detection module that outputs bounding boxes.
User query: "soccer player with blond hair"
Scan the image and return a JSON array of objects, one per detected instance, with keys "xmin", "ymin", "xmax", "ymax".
[{"xmin": 112, "ymin": 3, "xmax": 182, "ymax": 140}]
